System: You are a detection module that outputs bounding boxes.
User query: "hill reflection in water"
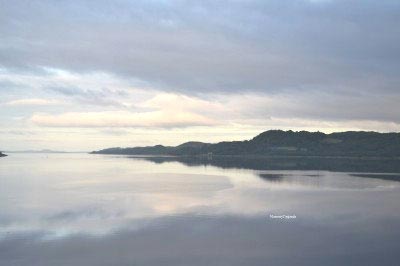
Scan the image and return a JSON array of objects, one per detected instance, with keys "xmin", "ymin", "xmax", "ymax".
[{"xmin": 135, "ymin": 155, "xmax": 400, "ymax": 181}]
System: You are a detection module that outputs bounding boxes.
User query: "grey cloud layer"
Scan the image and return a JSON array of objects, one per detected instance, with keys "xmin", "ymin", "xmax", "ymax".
[
  {"xmin": 1, "ymin": 0, "xmax": 399, "ymax": 129},
  {"xmin": 1, "ymin": 0, "xmax": 399, "ymax": 93},
  {"xmin": 47, "ymin": 86, "xmax": 130, "ymax": 107}
]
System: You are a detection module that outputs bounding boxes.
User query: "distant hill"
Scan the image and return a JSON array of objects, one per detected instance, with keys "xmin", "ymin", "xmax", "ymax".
[{"xmin": 91, "ymin": 130, "xmax": 400, "ymax": 158}]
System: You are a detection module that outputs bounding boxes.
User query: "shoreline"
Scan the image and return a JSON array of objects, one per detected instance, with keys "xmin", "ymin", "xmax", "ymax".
[{"xmin": 90, "ymin": 153, "xmax": 400, "ymax": 160}]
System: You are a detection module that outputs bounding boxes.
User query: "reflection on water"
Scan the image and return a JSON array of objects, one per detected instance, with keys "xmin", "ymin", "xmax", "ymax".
[
  {"xmin": 139, "ymin": 155, "xmax": 400, "ymax": 174},
  {"xmin": 0, "ymin": 153, "xmax": 399, "ymax": 265}
]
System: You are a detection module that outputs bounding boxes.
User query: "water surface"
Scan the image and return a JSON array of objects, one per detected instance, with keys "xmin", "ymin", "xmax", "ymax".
[{"xmin": 0, "ymin": 154, "xmax": 399, "ymax": 265}]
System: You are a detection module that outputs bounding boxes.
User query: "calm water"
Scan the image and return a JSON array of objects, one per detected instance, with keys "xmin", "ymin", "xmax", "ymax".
[{"xmin": 0, "ymin": 153, "xmax": 399, "ymax": 265}]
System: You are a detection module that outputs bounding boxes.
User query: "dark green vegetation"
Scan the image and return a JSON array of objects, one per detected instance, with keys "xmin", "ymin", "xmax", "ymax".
[{"xmin": 92, "ymin": 130, "xmax": 400, "ymax": 158}]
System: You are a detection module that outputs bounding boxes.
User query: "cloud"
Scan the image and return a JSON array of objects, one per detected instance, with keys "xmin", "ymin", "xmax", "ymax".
[
  {"xmin": 4, "ymin": 98, "xmax": 60, "ymax": 106},
  {"xmin": 222, "ymin": 91, "xmax": 400, "ymax": 124},
  {"xmin": 47, "ymin": 86, "xmax": 131, "ymax": 107},
  {"xmin": 1, "ymin": 0, "xmax": 400, "ymax": 149},
  {"xmin": 30, "ymin": 110, "xmax": 218, "ymax": 128},
  {"xmin": 25, "ymin": 89, "xmax": 400, "ymax": 131},
  {"xmin": 0, "ymin": 68, "xmax": 153, "ymax": 109},
  {"xmin": 28, "ymin": 93, "xmax": 225, "ymax": 128},
  {"xmin": 0, "ymin": 0, "xmax": 399, "ymax": 95},
  {"xmin": 139, "ymin": 93, "xmax": 226, "ymax": 116}
]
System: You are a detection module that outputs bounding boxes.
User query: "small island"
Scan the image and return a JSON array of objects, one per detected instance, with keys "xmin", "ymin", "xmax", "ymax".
[{"xmin": 0, "ymin": 151, "xmax": 7, "ymax": 157}]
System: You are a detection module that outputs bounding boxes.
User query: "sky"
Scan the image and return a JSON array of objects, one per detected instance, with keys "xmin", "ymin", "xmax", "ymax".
[{"xmin": 1, "ymin": 0, "xmax": 399, "ymax": 151}]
